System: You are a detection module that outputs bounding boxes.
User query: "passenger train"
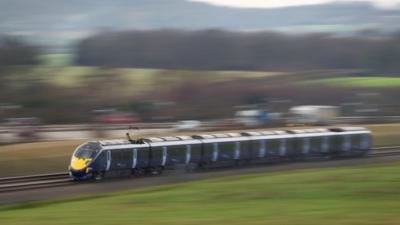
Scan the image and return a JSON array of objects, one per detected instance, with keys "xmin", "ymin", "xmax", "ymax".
[{"xmin": 69, "ymin": 127, "xmax": 372, "ymax": 180}]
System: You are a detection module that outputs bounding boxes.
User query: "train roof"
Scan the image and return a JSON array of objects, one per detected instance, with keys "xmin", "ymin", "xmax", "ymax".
[
  {"xmin": 98, "ymin": 139, "xmax": 132, "ymax": 146},
  {"xmin": 96, "ymin": 127, "xmax": 370, "ymax": 149},
  {"xmin": 330, "ymin": 127, "xmax": 368, "ymax": 132}
]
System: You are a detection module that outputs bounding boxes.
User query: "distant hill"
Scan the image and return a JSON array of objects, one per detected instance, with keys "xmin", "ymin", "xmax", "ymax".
[{"xmin": 1, "ymin": 0, "xmax": 399, "ymax": 46}]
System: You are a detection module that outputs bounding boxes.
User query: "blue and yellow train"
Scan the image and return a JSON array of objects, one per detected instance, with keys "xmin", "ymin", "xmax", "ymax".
[{"xmin": 69, "ymin": 127, "xmax": 372, "ymax": 180}]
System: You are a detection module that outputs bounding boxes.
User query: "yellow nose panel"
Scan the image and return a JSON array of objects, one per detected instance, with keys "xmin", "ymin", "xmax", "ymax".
[{"xmin": 70, "ymin": 156, "xmax": 91, "ymax": 170}]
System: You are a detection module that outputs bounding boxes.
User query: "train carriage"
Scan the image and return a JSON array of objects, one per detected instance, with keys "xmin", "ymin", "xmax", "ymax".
[
  {"xmin": 69, "ymin": 127, "xmax": 372, "ymax": 180},
  {"xmin": 193, "ymin": 133, "xmax": 251, "ymax": 167},
  {"xmin": 146, "ymin": 136, "xmax": 202, "ymax": 170}
]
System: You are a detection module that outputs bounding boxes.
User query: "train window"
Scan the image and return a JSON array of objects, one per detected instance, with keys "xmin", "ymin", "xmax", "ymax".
[
  {"xmin": 330, "ymin": 135, "xmax": 344, "ymax": 152},
  {"xmin": 303, "ymin": 137, "xmax": 310, "ymax": 154},
  {"xmin": 189, "ymin": 144, "xmax": 202, "ymax": 163},
  {"xmin": 310, "ymin": 136, "xmax": 322, "ymax": 153},
  {"xmin": 218, "ymin": 142, "xmax": 235, "ymax": 160},
  {"xmin": 74, "ymin": 142, "xmax": 101, "ymax": 159},
  {"xmin": 111, "ymin": 150, "xmax": 130, "ymax": 161},
  {"xmin": 266, "ymin": 139, "xmax": 280, "ymax": 156},
  {"xmin": 201, "ymin": 143, "xmax": 214, "ymax": 162},
  {"xmin": 151, "ymin": 147, "xmax": 163, "ymax": 165},
  {"xmin": 165, "ymin": 145, "xmax": 186, "ymax": 165}
]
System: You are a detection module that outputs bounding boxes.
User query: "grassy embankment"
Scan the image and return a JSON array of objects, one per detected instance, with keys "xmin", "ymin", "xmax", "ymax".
[
  {"xmin": 1, "ymin": 162, "xmax": 400, "ymax": 225},
  {"xmin": 307, "ymin": 77, "xmax": 400, "ymax": 88},
  {"xmin": 0, "ymin": 123, "xmax": 398, "ymax": 177}
]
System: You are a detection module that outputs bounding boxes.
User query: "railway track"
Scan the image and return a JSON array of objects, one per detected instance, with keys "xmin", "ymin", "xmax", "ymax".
[
  {"xmin": 368, "ymin": 146, "xmax": 400, "ymax": 157},
  {"xmin": 0, "ymin": 146, "xmax": 399, "ymax": 194},
  {"xmin": 0, "ymin": 173, "xmax": 73, "ymax": 193}
]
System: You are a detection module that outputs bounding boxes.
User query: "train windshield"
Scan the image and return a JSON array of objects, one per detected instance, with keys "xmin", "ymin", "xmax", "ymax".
[{"xmin": 74, "ymin": 142, "xmax": 101, "ymax": 159}]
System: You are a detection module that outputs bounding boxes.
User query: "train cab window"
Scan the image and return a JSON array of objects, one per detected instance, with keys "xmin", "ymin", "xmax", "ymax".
[{"xmin": 74, "ymin": 142, "xmax": 101, "ymax": 159}]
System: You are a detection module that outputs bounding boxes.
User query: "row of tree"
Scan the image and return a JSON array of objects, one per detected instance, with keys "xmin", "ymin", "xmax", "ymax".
[
  {"xmin": 76, "ymin": 30, "xmax": 400, "ymax": 74},
  {"xmin": 0, "ymin": 36, "xmax": 39, "ymax": 67}
]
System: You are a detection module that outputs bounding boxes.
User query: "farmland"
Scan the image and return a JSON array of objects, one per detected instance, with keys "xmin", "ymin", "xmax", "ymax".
[{"xmin": 1, "ymin": 161, "xmax": 400, "ymax": 225}]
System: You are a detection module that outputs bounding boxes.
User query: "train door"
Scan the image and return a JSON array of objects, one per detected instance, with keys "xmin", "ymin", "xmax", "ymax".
[
  {"xmin": 150, "ymin": 145, "xmax": 164, "ymax": 167},
  {"xmin": 234, "ymin": 141, "xmax": 241, "ymax": 160},
  {"xmin": 212, "ymin": 143, "xmax": 219, "ymax": 162},
  {"xmin": 279, "ymin": 138, "xmax": 287, "ymax": 157},
  {"xmin": 343, "ymin": 135, "xmax": 351, "ymax": 152},
  {"xmin": 258, "ymin": 139, "xmax": 267, "ymax": 158},
  {"xmin": 321, "ymin": 136, "xmax": 329, "ymax": 154},
  {"xmin": 185, "ymin": 145, "xmax": 191, "ymax": 164},
  {"xmin": 132, "ymin": 148, "xmax": 137, "ymax": 169},
  {"xmin": 106, "ymin": 150, "xmax": 111, "ymax": 171}
]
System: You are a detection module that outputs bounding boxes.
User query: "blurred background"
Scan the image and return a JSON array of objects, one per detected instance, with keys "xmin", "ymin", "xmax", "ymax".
[
  {"xmin": 1, "ymin": 0, "xmax": 400, "ymax": 145},
  {"xmin": 3, "ymin": 2, "xmax": 400, "ymax": 224}
]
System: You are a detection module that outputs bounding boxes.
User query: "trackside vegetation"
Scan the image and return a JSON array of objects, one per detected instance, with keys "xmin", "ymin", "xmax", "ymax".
[
  {"xmin": 1, "ymin": 162, "xmax": 400, "ymax": 225},
  {"xmin": 309, "ymin": 77, "xmax": 400, "ymax": 88}
]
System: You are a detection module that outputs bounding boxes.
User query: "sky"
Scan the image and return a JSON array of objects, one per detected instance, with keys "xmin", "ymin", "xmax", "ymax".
[{"xmin": 190, "ymin": 0, "xmax": 400, "ymax": 9}]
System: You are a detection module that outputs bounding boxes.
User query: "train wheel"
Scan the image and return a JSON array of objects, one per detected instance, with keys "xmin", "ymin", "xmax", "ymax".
[
  {"xmin": 133, "ymin": 168, "xmax": 145, "ymax": 177},
  {"xmin": 150, "ymin": 166, "xmax": 163, "ymax": 175},
  {"xmin": 93, "ymin": 172, "xmax": 104, "ymax": 180}
]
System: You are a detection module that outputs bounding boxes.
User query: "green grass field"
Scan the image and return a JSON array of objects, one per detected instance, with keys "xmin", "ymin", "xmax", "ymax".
[
  {"xmin": 308, "ymin": 77, "xmax": 400, "ymax": 88},
  {"xmin": 5, "ymin": 63, "xmax": 283, "ymax": 94},
  {"xmin": 0, "ymin": 140, "xmax": 81, "ymax": 177},
  {"xmin": 1, "ymin": 162, "xmax": 400, "ymax": 225}
]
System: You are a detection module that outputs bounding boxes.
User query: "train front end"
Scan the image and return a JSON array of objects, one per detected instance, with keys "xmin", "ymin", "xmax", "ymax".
[{"xmin": 69, "ymin": 142, "xmax": 101, "ymax": 180}]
